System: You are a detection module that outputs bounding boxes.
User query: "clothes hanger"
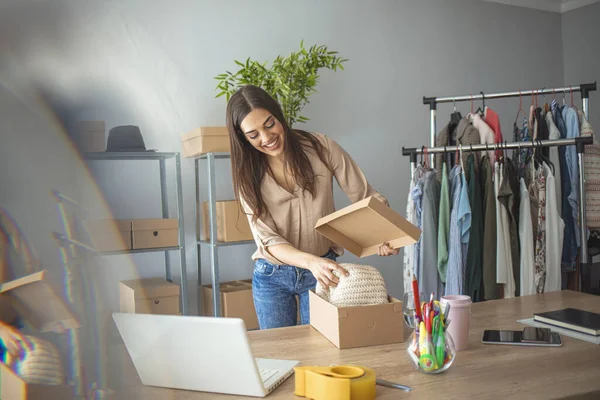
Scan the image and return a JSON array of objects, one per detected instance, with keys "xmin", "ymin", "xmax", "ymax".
[
  {"xmin": 541, "ymin": 88, "xmax": 550, "ymax": 113},
  {"xmin": 475, "ymin": 91, "xmax": 486, "ymax": 116},
  {"xmin": 514, "ymin": 90, "xmax": 527, "ymax": 126},
  {"xmin": 570, "ymin": 85, "xmax": 578, "ymax": 111},
  {"xmin": 449, "ymin": 97, "xmax": 462, "ymax": 135},
  {"xmin": 459, "ymin": 144, "xmax": 465, "ymax": 172},
  {"xmin": 537, "ymin": 139, "xmax": 555, "ymax": 175},
  {"xmin": 450, "ymin": 97, "xmax": 462, "ymax": 123}
]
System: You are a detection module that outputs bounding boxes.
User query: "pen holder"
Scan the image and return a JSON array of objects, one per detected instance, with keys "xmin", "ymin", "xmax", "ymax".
[{"xmin": 406, "ymin": 328, "xmax": 456, "ymax": 374}]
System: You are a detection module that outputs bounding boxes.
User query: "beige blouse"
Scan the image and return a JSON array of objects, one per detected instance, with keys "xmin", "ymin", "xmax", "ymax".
[{"xmin": 240, "ymin": 133, "xmax": 388, "ymax": 266}]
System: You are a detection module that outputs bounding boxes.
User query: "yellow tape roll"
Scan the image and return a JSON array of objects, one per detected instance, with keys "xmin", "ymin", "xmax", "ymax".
[{"xmin": 294, "ymin": 365, "xmax": 376, "ymax": 400}]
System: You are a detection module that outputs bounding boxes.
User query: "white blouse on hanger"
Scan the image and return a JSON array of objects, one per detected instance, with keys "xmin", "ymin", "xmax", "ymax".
[
  {"xmin": 519, "ymin": 178, "xmax": 536, "ymax": 296},
  {"xmin": 494, "ymin": 162, "xmax": 516, "ymax": 298},
  {"xmin": 544, "ymin": 162, "xmax": 565, "ymax": 292}
]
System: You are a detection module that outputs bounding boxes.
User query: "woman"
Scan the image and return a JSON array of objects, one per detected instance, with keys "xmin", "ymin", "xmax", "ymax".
[{"xmin": 226, "ymin": 84, "xmax": 398, "ymax": 330}]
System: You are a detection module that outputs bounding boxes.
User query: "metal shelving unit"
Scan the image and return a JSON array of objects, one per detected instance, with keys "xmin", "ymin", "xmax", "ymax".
[
  {"xmin": 195, "ymin": 152, "xmax": 255, "ymax": 317},
  {"xmin": 83, "ymin": 151, "xmax": 189, "ymax": 315}
]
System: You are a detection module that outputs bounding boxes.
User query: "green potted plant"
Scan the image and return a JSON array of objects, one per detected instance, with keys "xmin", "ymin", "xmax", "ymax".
[{"xmin": 214, "ymin": 41, "xmax": 348, "ymax": 126}]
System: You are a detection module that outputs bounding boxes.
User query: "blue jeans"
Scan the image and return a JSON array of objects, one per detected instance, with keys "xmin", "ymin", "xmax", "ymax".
[{"xmin": 252, "ymin": 249, "xmax": 337, "ymax": 330}]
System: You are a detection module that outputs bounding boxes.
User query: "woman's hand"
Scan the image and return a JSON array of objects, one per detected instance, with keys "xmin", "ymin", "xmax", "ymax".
[
  {"xmin": 307, "ymin": 256, "xmax": 349, "ymax": 289},
  {"xmin": 0, "ymin": 321, "xmax": 32, "ymax": 358},
  {"xmin": 378, "ymin": 242, "xmax": 399, "ymax": 256}
]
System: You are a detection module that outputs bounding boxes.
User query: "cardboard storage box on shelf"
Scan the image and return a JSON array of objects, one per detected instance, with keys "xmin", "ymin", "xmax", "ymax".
[
  {"xmin": 202, "ymin": 280, "xmax": 260, "ymax": 330},
  {"xmin": 181, "ymin": 126, "xmax": 230, "ymax": 158},
  {"xmin": 309, "ymin": 291, "xmax": 404, "ymax": 349},
  {"xmin": 131, "ymin": 218, "xmax": 178, "ymax": 249},
  {"xmin": 74, "ymin": 120, "xmax": 106, "ymax": 153},
  {"xmin": 119, "ymin": 277, "xmax": 180, "ymax": 315},
  {"xmin": 309, "ymin": 196, "xmax": 419, "ymax": 349},
  {"xmin": 201, "ymin": 200, "xmax": 253, "ymax": 242},
  {"xmin": 85, "ymin": 219, "xmax": 132, "ymax": 252},
  {"xmin": 0, "ymin": 270, "xmax": 79, "ymax": 399},
  {"xmin": 314, "ymin": 196, "xmax": 421, "ymax": 258}
]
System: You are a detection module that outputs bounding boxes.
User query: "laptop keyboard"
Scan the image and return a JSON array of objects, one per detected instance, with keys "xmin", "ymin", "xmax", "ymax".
[{"xmin": 260, "ymin": 368, "xmax": 279, "ymax": 382}]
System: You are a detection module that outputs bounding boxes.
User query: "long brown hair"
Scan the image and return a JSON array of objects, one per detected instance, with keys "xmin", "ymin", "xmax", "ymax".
[{"xmin": 226, "ymin": 85, "xmax": 331, "ymax": 222}]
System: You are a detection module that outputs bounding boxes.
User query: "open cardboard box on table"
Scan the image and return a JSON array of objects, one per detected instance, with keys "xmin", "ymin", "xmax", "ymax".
[
  {"xmin": 0, "ymin": 270, "xmax": 79, "ymax": 399},
  {"xmin": 310, "ymin": 196, "xmax": 421, "ymax": 349}
]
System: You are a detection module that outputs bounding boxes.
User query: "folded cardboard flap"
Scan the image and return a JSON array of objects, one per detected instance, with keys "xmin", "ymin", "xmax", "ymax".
[
  {"xmin": 0, "ymin": 271, "xmax": 79, "ymax": 332},
  {"xmin": 314, "ymin": 196, "xmax": 421, "ymax": 258},
  {"xmin": 119, "ymin": 277, "xmax": 180, "ymax": 300}
]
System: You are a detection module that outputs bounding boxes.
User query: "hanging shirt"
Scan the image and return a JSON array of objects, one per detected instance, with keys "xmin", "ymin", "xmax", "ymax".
[
  {"xmin": 459, "ymin": 164, "xmax": 472, "ymax": 294},
  {"xmin": 434, "ymin": 123, "xmax": 456, "ymax": 178},
  {"xmin": 544, "ymin": 162, "xmax": 565, "ymax": 292},
  {"xmin": 553, "ymin": 102, "xmax": 577, "ymax": 271},
  {"xmin": 563, "ymin": 106, "xmax": 581, "ymax": 249},
  {"xmin": 526, "ymin": 161, "xmax": 540, "ymax": 257},
  {"xmin": 514, "ymin": 117, "xmax": 532, "ymax": 179},
  {"xmin": 465, "ymin": 154, "xmax": 483, "ymax": 301},
  {"xmin": 470, "ymin": 113, "xmax": 496, "ymax": 163},
  {"xmin": 445, "ymin": 165, "xmax": 464, "ymax": 296},
  {"xmin": 437, "ymin": 163, "xmax": 450, "ymax": 283},
  {"xmin": 519, "ymin": 178, "xmax": 536, "ymax": 296},
  {"xmin": 459, "ymin": 165, "xmax": 472, "ymax": 246},
  {"xmin": 535, "ymin": 108, "xmax": 550, "ymax": 159},
  {"xmin": 495, "ymin": 162, "xmax": 516, "ymax": 298},
  {"xmin": 419, "ymin": 170, "xmax": 443, "ymax": 297},
  {"xmin": 404, "ymin": 167, "xmax": 419, "ymax": 294},
  {"xmin": 411, "ymin": 169, "xmax": 427, "ymax": 280},
  {"xmin": 481, "ymin": 155, "xmax": 500, "ymax": 300},
  {"xmin": 456, "ymin": 116, "xmax": 482, "ymax": 179},
  {"xmin": 546, "ymin": 111, "xmax": 562, "ymax": 212},
  {"xmin": 534, "ymin": 165, "xmax": 547, "ymax": 293},
  {"xmin": 484, "ymin": 107, "xmax": 504, "ymax": 161},
  {"xmin": 499, "ymin": 159, "xmax": 521, "ymax": 296}
]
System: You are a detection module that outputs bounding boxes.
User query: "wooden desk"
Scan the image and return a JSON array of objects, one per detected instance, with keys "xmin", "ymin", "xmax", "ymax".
[{"xmin": 115, "ymin": 291, "xmax": 600, "ymax": 399}]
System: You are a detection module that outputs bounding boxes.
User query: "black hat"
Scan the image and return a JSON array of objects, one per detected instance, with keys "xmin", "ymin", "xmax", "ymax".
[{"xmin": 106, "ymin": 125, "xmax": 153, "ymax": 152}]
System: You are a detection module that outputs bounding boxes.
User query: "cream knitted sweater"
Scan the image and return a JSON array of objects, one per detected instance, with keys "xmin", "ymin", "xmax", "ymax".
[
  {"xmin": 6, "ymin": 335, "xmax": 65, "ymax": 385},
  {"xmin": 316, "ymin": 263, "xmax": 388, "ymax": 307}
]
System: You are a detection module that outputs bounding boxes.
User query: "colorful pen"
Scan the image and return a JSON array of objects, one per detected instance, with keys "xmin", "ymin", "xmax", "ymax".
[
  {"xmin": 435, "ymin": 318, "xmax": 445, "ymax": 369},
  {"xmin": 418, "ymin": 321, "xmax": 427, "ymax": 355},
  {"xmin": 432, "ymin": 315, "xmax": 440, "ymax": 350},
  {"xmin": 412, "ymin": 273, "xmax": 422, "ymax": 322}
]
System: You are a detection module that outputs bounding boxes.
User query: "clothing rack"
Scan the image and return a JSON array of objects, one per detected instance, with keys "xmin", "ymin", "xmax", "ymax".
[
  {"xmin": 402, "ymin": 135, "xmax": 595, "ymax": 293},
  {"xmin": 422, "ymin": 82, "xmax": 597, "ymax": 166}
]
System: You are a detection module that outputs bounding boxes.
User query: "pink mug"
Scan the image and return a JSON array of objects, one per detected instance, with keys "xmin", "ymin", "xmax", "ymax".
[{"xmin": 440, "ymin": 295, "xmax": 472, "ymax": 351}]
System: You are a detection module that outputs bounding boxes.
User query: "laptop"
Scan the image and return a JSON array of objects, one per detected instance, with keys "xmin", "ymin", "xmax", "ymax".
[{"xmin": 112, "ymin": 313, "xmax": 299, "ymax": 397}]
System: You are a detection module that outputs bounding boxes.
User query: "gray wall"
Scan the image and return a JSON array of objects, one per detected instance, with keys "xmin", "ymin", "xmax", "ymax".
[
  {"xmin": 0, "ymin": 0, "xmax": 567, "ymax": 321},
  {"xmin": 562, "ymin": 1, "xmax": 600, "ymax": 131}
]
